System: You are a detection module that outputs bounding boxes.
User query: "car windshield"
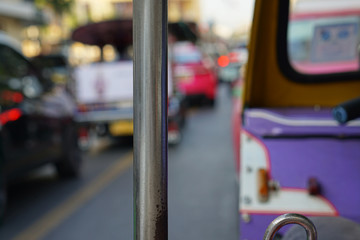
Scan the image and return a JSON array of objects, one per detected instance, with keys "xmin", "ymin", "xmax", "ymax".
[
  {"xmin": 172, "ymin": 42, "xmax": 202, "ymax": 64},
  {"xmin": 32, "ymin": 56, "xmax": 67, "ymax": 69},
  {"xmin": 173, "ymin": 50, "xmax": 202, "ymax": 64}
]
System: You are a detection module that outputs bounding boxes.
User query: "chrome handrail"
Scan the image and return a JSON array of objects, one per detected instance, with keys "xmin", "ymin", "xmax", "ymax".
[
  {"xmin": 133, "ymin": 0, "xmax": 168, "ymax": 239},
  {"xmin": 263, "ymin": 213, "xmax": 317, "ymax": 240}
]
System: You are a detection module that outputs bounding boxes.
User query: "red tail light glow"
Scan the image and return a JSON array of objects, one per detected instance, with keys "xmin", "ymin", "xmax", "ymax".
[
  {"xmin": 218, "ymin": 55, "xmax": 230, "ymax": 67},
  {"xmin": 12, "ymin": 92, "xmax": 24, "ymax": 103},
  {"xmin": 168, "ymin": 122, "xmax": 179, "ymax": 132},
  {"xmin": 78, "ymin": 104, "xmax": 88, "ymax": 112},
  {"xmin": 229, "ymin": 52, "xmax": 239, "ymax": 63},
  {"xmin": 1, "ymin": 90, "xmax": 24, "ymax": 103},
  {"xmin": 0, "ymin": 108, "xmax": 22, "ymax": 125},
  {"xmin": 78, "ymin": 127, "xmax": 89, "ymax": 138}
]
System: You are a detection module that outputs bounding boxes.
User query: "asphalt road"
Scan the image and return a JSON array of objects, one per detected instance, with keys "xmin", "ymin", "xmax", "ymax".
[{"xmin": 0, "ymin": 84, "xmax": 238, "ymax": 240}]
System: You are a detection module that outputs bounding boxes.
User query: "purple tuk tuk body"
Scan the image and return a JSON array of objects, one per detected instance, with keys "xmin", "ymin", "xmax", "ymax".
[{"xmin": 239, "ymin": 108, "xmax": 360, "ymax": 240}]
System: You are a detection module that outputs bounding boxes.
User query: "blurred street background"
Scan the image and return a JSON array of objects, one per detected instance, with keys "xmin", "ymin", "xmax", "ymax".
[
  {"xmin": 0, "ymin": 85, "xmax": 238, "ymax": 240},
  {"xmin": 0, "ymin": 0, "xmax": 256, "ymax": 239}
]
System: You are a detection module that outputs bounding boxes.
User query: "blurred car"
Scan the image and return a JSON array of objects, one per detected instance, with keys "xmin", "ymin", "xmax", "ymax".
[
  {"xmin": 71, "ymin": 19, "xmax": 186, "ymax": 146},
  {"xmin": 0, "ymin": 32, "xmax": 82, "ymax": 221},
  {"xmin": 167, "ymin": 92, "xmax": 187, "ymax": 144},
  {"xmin": 172, "ymin": 41, "xmax": 217, "ymax": 106},
  {"xmin": 31, "ymin": 53, "xmax": 74, "ymax": 87},
  {"xmin": 217, "ymin": 43, "xmax": 248, "ymax": 84}
]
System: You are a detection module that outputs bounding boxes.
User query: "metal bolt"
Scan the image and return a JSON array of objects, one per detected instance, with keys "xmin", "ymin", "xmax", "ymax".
[
  {"xmin": 244, "ymin": 196, "xmax": 252, "ymax": 205},
  {"xmin": 242, "ymin": 213, "xmax": 251, "ymax": 223},
  {"xmin": 269, "ymin": 180, "xmax": 280, "ymax": 191}
]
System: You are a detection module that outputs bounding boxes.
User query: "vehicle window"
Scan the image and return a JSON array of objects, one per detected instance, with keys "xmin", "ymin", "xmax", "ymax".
[
  {"xmin": 172, "ymin": 42, "xmax": 202, "ymax": 64},
  {"xmin": 32, "ymin": 56, "xmax": 67, "ymax": 69},
  {"xmin": 31, "ymin": 55, "xmax": 69, "ymax": 81},
  {"xmin": 288, "ymin": 0, "xmax": 360, "ymax": 75},
  {"xmin": 174, "ymin": 51, "xmax": 202, "ymax": 64},
  {"xmin": 0, "ymin": 45, "xmax": 43, "ymax": 98}
]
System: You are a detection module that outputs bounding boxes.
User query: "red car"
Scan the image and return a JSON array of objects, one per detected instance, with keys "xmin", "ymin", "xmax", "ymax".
[{"xmin": 172, "ymin": 42, "xmax": 217, "ymax": 106}]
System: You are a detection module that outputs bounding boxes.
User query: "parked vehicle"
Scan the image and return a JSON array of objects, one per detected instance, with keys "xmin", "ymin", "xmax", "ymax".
[
  {"xmin": 31, "ymin": 53, "xmax": 73, "ymax": 86},
  {"xmin": 0, "ymin": 32, "xmax": 82, "ymax": 221},
  {"xmin": 217, "ymin": 43, "xmax": 248, "ymax": 84},
  {"xmin": 71, "ymin": 19, "xmax": 186, "ymax": 145},
  {"xmin": 233, "ymin": 0, "xmax": 360, "ymax": 239},
  {"xmin": 172, "ymin": 41, "xmax": 217, "ymax": 106}
]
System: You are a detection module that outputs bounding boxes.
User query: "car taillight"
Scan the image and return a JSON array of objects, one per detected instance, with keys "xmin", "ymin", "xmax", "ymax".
[
  {"xmin": 218, "ymin": 55, "xmax": 229, "ymax": 67},
  {"xmin": 78, "ymin": 127, "xmax": 88, "ymax": 138},
  {"xmin": 78, "ymin": 104, "xmax": 88, "ymax": 112},
  {"xmin": 229, "ymin": 52, "xmax": 239, "ymax": 63},
  {"xmin": 0, "ymin": 108, "xmax": 22, "ymax": 125},
  {"xmin": 1, "ymin": 90, "xmax": 24, "ymax": 103},
  {"xmin": 168, "ymin": 121, "xmax": 179, "ymax": 132}
]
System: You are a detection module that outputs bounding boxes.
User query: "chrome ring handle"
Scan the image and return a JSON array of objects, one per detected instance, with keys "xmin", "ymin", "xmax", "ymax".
[{"xmin": 263, "ymin": 213, "xmax": 317, "ymax": 240}]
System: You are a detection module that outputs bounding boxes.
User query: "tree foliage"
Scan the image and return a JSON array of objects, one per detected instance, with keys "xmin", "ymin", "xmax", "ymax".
[{"xmin": 35, "ymin": 0, "xmax": 74, "ymax": 15}]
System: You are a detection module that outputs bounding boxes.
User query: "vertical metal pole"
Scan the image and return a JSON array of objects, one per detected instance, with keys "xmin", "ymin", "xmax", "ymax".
[{"xmin": 133, "ymin": 0, "xmax": 168, "ymax": 239}]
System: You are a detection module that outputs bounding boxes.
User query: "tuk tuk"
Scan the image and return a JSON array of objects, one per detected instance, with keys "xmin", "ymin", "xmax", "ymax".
[
  {"xmin": 233, "ymin": 0, "xmax": 360, "ymax": 239},
  {"xmin": 131, "ymin": 0, "xmax": 360, "ymax": 238}
]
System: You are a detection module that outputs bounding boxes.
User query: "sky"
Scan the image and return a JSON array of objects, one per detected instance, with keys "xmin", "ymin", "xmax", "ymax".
[{"xmin": 199, "ymin": 0, "xmax": 255, "ymax": 37}]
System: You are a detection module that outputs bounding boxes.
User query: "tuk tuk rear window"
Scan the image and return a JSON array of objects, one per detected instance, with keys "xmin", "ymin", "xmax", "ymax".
[{"xmin": 279, "ymin": 0, "xmax": 360, "ymax": 83}]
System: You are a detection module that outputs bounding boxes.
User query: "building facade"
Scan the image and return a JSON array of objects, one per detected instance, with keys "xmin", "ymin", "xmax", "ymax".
[
  {"xmin": 0, "ymin": 0, "xmax": 43, "ymax": 40},
  {"xmin": 73, "ymin": 0, "xmax": 201, "ymax": 24}
]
